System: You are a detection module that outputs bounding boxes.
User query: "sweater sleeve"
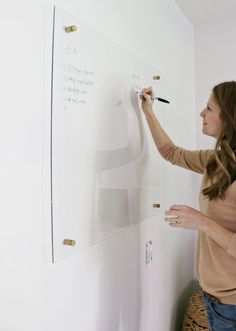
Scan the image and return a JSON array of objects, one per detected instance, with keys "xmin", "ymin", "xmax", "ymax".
[
  {"xmin": 227, "ymin": 233, "xmax": 236, "ymax": 259},
  {"xmin": 158, "ymin": 141, "xmax": 213, "ymax": 174}
]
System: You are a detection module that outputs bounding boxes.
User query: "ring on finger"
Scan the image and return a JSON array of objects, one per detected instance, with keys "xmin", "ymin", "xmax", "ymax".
[
  {"xmin": 175, "ymin": 219, "xmax": 181, "ymax": 224},
  {"xmin": 174, "ymin": 216, "xmax": 181, "ymax": 224},
  {"xmin": 165, "ymin": 215, "xmax": 181, "ymax": 224}
]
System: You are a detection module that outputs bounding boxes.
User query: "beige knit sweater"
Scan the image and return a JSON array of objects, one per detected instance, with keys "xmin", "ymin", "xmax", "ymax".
[{"xmin": 159, "ymin": 141, "xmax": 236, "ymax": 304}]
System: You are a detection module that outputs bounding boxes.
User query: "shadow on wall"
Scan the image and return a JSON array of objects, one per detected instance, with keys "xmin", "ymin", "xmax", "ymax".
[
  {"xmin": 95, "ymin": 226, "xmax": 141, "ymax": 331},
  {"xmin": 171, "ymin": 278, "xmax": 198, "ymax": 331}
]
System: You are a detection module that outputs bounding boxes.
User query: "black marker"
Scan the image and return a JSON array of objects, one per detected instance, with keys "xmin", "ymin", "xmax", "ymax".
[
  {"xmin": 151, "ymin": 96, "xmax": 170, "ymax": 103},
  {"xmin": 136, "ymin": 90, "xmax": 170, "ymax": 104}
]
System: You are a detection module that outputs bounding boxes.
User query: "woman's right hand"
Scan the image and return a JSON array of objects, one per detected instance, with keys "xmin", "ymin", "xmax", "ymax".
[{"xmin": 140, "ymin": 86, "xmax": 154, "ymax": 114}]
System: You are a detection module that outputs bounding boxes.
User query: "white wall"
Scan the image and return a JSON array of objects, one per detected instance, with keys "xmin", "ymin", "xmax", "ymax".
[
  {"xmin": 0, "ymin": 0, "xmax": 196, "ymax": 330},
  {"xmin": 195, "ymin": 18, "xmax": 236, "ymax": 149}
]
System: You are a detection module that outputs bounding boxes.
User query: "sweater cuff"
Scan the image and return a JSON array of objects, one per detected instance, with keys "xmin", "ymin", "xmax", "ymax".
[{"xmin": 227, "ymin": 233, "xmax": 236, "ymax": 258}]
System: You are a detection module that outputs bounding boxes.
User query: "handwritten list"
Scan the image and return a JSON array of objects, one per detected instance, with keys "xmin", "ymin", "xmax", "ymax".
[{"xmin": 62, "ymin": 43, "xmax": 95, "ymax": 108}]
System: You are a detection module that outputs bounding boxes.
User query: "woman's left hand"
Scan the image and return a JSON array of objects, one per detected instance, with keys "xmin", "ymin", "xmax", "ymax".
[{"xmin": 165, "ymin": 205, "xmax": 207, "ymax": 230}]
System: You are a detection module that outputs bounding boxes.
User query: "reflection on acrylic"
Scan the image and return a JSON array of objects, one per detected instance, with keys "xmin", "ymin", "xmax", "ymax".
[{"xmin": 87, "ymin": 85, "xmax": 163, "ymax": 243}]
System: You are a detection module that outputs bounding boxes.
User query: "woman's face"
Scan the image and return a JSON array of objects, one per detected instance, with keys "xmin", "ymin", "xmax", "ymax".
[{"xmin": 200, "ymin": 93, "xmax": 222, "ymax": 138}]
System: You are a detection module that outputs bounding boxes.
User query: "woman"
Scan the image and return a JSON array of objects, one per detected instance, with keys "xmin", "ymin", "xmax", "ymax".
[{"xmin": 140, "ymin": 81, "xmax": 236, "ymax": 330}]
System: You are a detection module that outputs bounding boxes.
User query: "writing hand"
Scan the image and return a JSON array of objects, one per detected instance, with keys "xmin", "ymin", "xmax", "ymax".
[{"xmin": 140, "ymin": 86, "xmax": 154, "ymax": 113}]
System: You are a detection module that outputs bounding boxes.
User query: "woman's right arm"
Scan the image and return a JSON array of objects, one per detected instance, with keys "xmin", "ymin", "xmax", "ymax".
[{"xmin": 140, "ymin": 87, "xmax": 212, "ymax": 174}]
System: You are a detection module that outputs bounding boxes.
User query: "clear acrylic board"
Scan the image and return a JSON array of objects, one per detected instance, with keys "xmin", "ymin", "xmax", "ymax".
[{"xmin": 51, "ymin": 6, "xmax": 165, "ymax": 261}]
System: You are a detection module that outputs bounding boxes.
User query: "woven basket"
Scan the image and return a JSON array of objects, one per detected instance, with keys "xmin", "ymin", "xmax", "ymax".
[{"xmin": 182, "ymin": 292, "xmax": 210, "ymax": 330}]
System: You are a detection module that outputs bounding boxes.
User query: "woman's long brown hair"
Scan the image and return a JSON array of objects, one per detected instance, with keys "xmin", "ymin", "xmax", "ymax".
[{"xmin": 203, "ymin": 81, "xmax": 236, "ymax": 200}]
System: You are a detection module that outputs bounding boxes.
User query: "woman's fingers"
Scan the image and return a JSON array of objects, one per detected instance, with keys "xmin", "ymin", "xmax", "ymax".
[
  {"xmin": 141, "ymin": 86, "xmax": 154, "ymax": 96},
  {"xmin": 141, "ymin": 92, "xmax": 151, "ymax": 101}
]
